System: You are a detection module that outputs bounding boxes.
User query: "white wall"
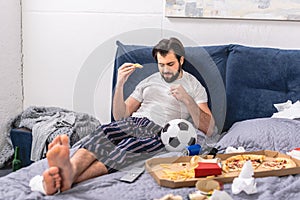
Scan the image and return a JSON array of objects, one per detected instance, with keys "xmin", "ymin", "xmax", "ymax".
[
  {"xmin": 22, "ymin": 0, "xmax": 300, "ymax": 124},
  {"xmin": 0, "ymin": 0, "xmax": 22, "ymax": 158}
]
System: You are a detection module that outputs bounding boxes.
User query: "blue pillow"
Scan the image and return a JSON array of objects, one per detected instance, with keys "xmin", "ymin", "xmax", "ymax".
[{"xmin": 225, "ymin": 44, "xmax": 300, "ymax": 129}]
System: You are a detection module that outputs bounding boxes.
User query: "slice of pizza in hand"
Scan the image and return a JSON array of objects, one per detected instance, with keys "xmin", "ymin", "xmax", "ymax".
[{"xmin": 132, "ymin": 63, "xmax": 143, "ymax": 68}]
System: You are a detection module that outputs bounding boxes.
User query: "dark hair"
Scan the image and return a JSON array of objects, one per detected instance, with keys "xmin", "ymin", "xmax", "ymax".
[{"xmin": 152, "ymin": 37, "xmax": 185, "ymax": 62}]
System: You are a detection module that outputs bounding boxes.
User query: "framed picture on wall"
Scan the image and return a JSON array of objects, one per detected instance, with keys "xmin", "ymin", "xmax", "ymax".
[{"xmin": 165, "ymin": 0, "xmax": 300, "ymax": 21}]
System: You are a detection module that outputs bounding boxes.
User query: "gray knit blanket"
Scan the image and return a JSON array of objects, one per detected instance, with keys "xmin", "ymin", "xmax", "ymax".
[
  {"xmin": 0, "ymin": 106, "xmax": 100, "ymax": 166},
  {"xmin": 0, "ymin": 118, "xmax": 15, "ymax": 168}
]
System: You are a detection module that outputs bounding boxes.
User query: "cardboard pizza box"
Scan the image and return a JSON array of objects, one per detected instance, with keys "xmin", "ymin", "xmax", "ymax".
[{"xmin": 145, "ymin": 150, "xmax": 300, "ymax": 188}]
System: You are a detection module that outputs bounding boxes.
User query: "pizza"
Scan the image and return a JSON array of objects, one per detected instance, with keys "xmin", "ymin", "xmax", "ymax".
[
  {"xmin": 243, "ymin": 154, "xmax": 266, "ymax": 168},
  {"xmin": 222, "ymin": 154, "xmax": 266, "ymax": 173},
  {"xmin": 132, "ymin": 63, "xmax": 143, "ymax": 68},
  {"xmin": 260, "ymin": 157, "xmax": 296, "ymax": 170},
  {"xmin": 222, "ymin": 154, "xmax": 296, "ymax": 173}
]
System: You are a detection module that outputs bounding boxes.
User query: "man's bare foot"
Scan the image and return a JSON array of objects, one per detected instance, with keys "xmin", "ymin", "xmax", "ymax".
[
  {"xmin": 48, "ymin": 134, "xmax": 65, "ymax": 150},
  {"xmin": 43, "ymin": 167, "xmax": 61, "ymax": 195},
  {"xmin": 46, "ymin": 135, "xmax": 74, "ymax": 192}
]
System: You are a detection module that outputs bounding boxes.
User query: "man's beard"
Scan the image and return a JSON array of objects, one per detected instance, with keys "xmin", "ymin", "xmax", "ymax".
[{"xmin": 161, "ymin": 67, "xmax": 182, "ymax": 83}]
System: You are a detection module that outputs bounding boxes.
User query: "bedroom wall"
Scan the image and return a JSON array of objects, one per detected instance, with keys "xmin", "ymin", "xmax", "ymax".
[
  {"xmin": 0, "ymin": 0, "xmax": 22, "ymax": 158},
  {"xmin": 22, "ymin": 0, "xmax": 300, "ymax": 124}
]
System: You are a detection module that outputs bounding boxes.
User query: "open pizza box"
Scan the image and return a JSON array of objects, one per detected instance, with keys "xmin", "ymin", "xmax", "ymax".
[{"xmin": 145, "ymin": 150, "xmax": 300, "ymax": 188}]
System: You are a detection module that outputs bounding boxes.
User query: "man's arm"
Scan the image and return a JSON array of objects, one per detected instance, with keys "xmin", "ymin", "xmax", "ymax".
[
  {"xmin": 186, "ymin": 100, "xmax": 215, "ymax": 137},
  {"xmin": 112, "ymin": 63, "xmax": 141, "ymax": 120},
  {"xmin": 170, "ymin": 85, "xmax": 215, "ymax": 136}
]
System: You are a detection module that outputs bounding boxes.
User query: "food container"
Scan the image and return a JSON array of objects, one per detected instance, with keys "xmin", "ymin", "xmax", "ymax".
[
  {"xmin": 194, "ymin": 162, "xmax": 222, "ymax": 177},
  {"xmin": 145, "ymin": 150, "xmax": 300, "ymax": 188}
]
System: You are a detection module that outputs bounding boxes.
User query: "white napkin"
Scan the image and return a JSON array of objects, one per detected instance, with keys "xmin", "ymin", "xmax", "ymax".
[
  {"xmin": 272, "ymin": 100, "xmax": 300, "ymax": 119},
  {"xmin": 273, "ymin": 100, "xmax": 292, "ymax": 112},
  {"xmin": 210, "ymin": 190, "xmax": 233, "ymax": 200},
  {"xmin": 231, "ymin": 161, "xmax": 257, "ymax": 195},
  {"xmin": 29, "ymin": 175, "xmax": 46, "ymax": 194},
  {"xmin": 225, "ymin": 146, "xmax": 245, "ymax": 154},
  {"xmin": 287, "ymin": 149, "xmax": 300, "ymax": 160}
]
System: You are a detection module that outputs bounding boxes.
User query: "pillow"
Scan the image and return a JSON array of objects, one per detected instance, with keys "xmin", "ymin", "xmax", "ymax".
[
  {"xmin": 216, "ymin": 118, "xmax": 300, "ymax": 153},
  {"xmin": 225, "ymin": 45, "xmax": 300, "ymax": 130}
]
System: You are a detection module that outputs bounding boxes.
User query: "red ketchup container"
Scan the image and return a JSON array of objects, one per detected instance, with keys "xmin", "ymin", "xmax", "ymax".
[{"xmin": 194, "ymin": 162, "xmax": 222, "ymax": 178}]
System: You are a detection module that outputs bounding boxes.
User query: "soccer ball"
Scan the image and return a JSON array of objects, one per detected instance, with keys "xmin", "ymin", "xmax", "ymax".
[{"xmin": 161, "ymin": 119, "xmax": 197, "ymax": 152}]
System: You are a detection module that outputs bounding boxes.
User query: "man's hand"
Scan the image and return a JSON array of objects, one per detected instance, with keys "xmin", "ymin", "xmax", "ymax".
[
  {"xmin": 169, "ymin": 84, "xmax": 189, "ymax": 103},
  {"xmin": 113, "ymin": 63, "xmax": 142, "ymax": 120},
  {"xmin": 170, "ymin": 84, "xmax": 215, "ymax": 136},
  {"xmin": 116, "ymin": 63, "xmax": 137, "ymax": 87}
]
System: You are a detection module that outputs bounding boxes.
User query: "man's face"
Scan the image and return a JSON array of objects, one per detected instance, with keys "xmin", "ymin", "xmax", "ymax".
[{"xmin": 157, "ymin": 51, "xmax": 183, "ymax": 83}]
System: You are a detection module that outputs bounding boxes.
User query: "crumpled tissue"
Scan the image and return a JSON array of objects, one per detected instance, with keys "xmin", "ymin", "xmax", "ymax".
[
  {"xmin": 29, "ymin": 175, "xmax": 46, "ymax": 194},
  {"xmin": 231, "ymin": 160, "xmax": 257, "ymax": 195},
  {"xmin": 210, "ymin": 190, "xmax": 233, "ymax": 200},
  {"xmin": 225, "ymin": 146, "xmax": 245, "ymax": 154},
  {"xmin": 272, "ymin": 100, "xmax": 300, "ymax": 119},
  {"xmin": 287, "ymin": 148, "xmax": 300, "ymax": 160}
]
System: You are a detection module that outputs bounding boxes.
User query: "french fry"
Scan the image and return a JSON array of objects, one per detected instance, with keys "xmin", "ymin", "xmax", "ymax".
[
  {"xmin": 160, "ymin": 164, "xmax": 172, "ymax": 169},
  {"xmin": 159, "ymin": 156, "xmax": 201, "ymax": 181},
  {"xmin": 161, "ymin": 166, "xmax": 195, "ymax": 180}
]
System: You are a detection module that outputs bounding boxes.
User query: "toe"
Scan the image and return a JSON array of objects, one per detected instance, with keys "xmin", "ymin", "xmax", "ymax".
[
  {"xmin": 48, "ymin": 166, "xmax": 59, "ymax": 175},
  {"xmin": 61, "ymin": 135, "xmax": 69, "ymax": 146},
  {"xmin": 49, "ymin": 135, "xmax": 62, "ymax": 149}
]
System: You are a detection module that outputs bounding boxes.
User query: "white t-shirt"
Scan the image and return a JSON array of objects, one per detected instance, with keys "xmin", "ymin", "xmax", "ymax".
[{"xmin": 130, "ymin": 70, "xmax": 207, "ymax": 127}]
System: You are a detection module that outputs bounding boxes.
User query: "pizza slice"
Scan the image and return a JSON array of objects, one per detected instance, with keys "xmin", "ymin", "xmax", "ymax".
[
  {"xmin": 132, "ymin": 63, "xmax": 143, "ymax": 68},
  {"xmin": 242, "ymin": 154, "xmax": 266, "ymax": 169},
  {"xmin": 260, "ymin": 157, "xmax": 296, "ymax": 170},
  {"xmin": 222, "ymin": 154, "xmax": 266, "ymax": 173},
  {"xmin": 222, "ymin": 155, "xmax": 245, "ymax": 173}
]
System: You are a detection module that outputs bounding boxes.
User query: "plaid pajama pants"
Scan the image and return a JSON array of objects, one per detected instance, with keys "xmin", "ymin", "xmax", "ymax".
[{"xmin": 80, "ymin": 117, "xmax": 164, "ymax": 173}]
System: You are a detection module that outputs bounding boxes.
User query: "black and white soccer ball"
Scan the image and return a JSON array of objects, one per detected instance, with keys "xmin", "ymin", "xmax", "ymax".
[{"xmin": 161, "ymin": 119, "xmax": 197, "ymax": 152}]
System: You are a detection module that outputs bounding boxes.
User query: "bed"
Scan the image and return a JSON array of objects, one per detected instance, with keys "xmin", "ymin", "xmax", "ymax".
[
  {"xmin": 1, "ymin": 42, "xmax": 300, "ymax": 200},
  {"xmin": 1, "ymin": 118, "xmax": 300, "ymax": 200}
]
